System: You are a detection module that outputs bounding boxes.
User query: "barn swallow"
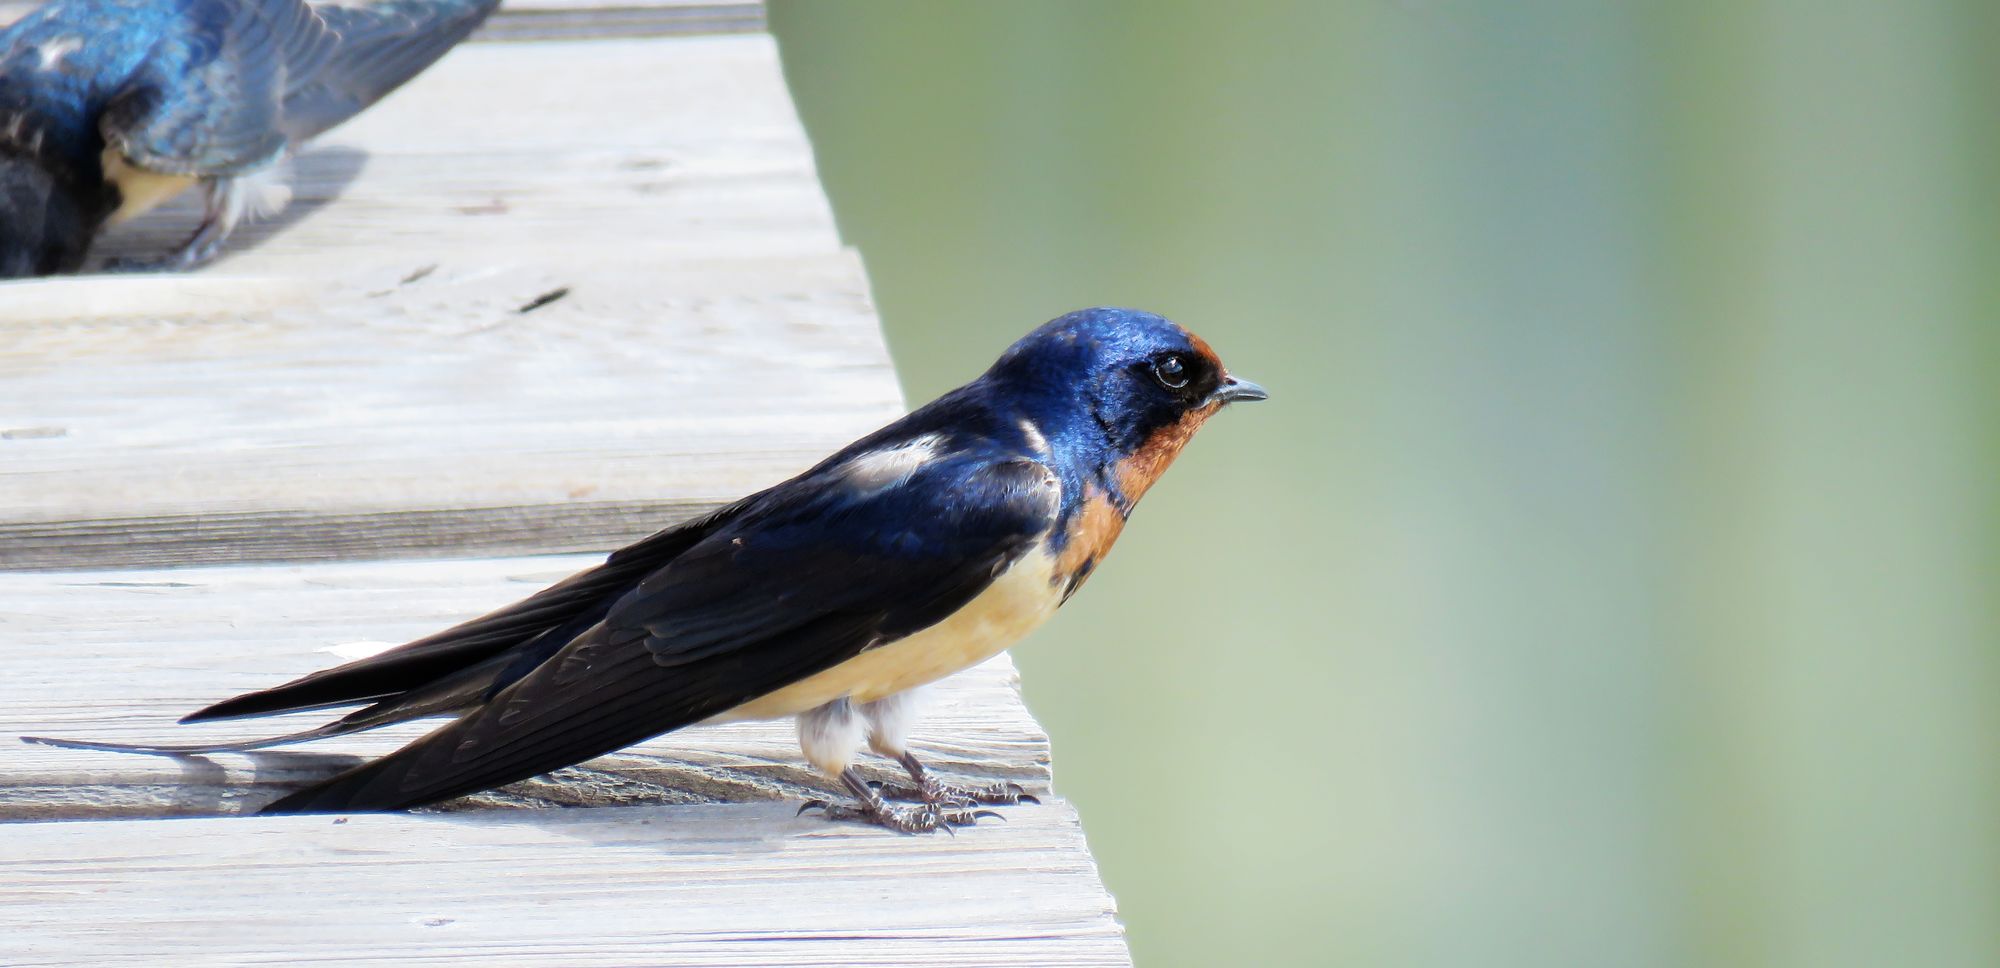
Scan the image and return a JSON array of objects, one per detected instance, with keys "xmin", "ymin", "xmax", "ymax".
[
  {"xmin": 27, "ymin": 308, "xmax": 1268, "ymax": 832},
  {"xmin": 0, "ymin": 0, "xmax": 496, "ymax": 278}
]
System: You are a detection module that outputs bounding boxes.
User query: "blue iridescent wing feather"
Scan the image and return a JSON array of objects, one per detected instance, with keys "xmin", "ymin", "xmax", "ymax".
[
  {"xmin": 262, "ymin": 441, "xmax": 1059, "ymax": 812},
  {"xmin": 0, "ymin": 0, "xmax": 495, "ymax": 177}
]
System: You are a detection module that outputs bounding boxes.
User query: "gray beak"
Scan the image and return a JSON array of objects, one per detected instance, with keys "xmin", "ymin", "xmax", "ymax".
[{"xmin": 1208, "ymin": 375, "xmax": 1270, "ymax": 406}]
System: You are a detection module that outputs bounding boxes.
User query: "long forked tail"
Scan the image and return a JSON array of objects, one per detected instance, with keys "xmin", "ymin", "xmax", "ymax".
[
  {"xmin": 178, "ymin": 509, "xmax": 732, "ymax": 725},
  {"xmin": 23, "ymin": 650, "xmax": 516, "ymax": 761}
]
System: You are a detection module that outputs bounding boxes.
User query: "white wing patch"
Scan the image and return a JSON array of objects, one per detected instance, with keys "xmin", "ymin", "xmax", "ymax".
[
  {"xmin": 837, "ymin": 433, "xmax": 946, "ymax": 492},
  {"xmin": 34, "ymin": 38, "xmax": 82, "ymax": 69},
  {"xmin": 1017, "ymin": 418, "xmax": 1049, "ymax": 456}
]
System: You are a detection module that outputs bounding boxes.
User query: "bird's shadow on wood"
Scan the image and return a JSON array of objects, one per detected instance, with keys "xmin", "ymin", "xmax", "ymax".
[
  {"xmin": 87, "ymin": 146, "xmax": 369, "ymax": 269},
  {"xmin": 217, "ymin": 147, "xmax": 369, "ymax": 260},
  {"xmin": 150, "ymin": 749, "xmax": 369, "ymax": 816},
  {"xmin": 451, "ymin": 800, "xmax": 818, "ymax": 856}
]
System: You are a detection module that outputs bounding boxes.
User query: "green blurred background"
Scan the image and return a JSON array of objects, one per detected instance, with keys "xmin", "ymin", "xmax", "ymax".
[{"xmin": 768, "ymin": 3, "xmax": 1998, "ymax": 966}]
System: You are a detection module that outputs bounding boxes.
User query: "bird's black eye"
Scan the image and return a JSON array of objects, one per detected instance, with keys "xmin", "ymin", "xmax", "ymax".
[{"xmin": 1153, "ymin": 354, "xmax": 1189, "ymax": 389}]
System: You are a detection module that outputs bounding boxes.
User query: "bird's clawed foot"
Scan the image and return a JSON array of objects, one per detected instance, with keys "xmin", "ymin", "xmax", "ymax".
[
  {"xmin": 873, "ymin": 777, "xmax": 1037, "ymax": 808},
  {"xmin": 797, "ymin": 797, "xmax": 995, "ymax": 834},
  {"xmin": 876, "ymin": 750, "xmax": 1039, "ymax": 808},
  {"xmin": 799, "ymin": 767, "xmax": 1000, "ymax": 835}
]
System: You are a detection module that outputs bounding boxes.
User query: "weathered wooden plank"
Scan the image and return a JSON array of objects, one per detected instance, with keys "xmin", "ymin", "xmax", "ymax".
[
  {"xmin": 0, "ymin": 0, "xmax": 767, "ymax": 38},
  {"xmin": 0, "ymin": 555, "xmax": 1051, "ymax": 820},
  {"xmin": 0, "ymin": 558, "xmax": 1127, "ymax": 965},
  {"xmin": 0, "ymin": 251, "xmax": 898, "ymax": 570},
  {"xmin": 0, "ymin": 13, "xmax": 1126, "ymax": 965},
  {"xmin": 0, "ymin": 36, "xmax": 902, "ymax": 571},
  {"xmin": 95, "ymin": 34, "xmax": 850, "ymax": 268},
  {"xmin": 0, "ymin": 803, "xmax": 1128, "ymax": 968}
]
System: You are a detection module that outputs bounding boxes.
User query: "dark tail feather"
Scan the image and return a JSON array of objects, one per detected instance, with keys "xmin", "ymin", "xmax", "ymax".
[
  {"xmin": 179, "ymin": 601, "xmax": 587, "ymax": 724},
  {"xmin": 22, "ymin": 722, "xmax": 348, "ymax": 756},
  {"xmin": 24, "ymin": 653, "xmax": 522, "ymax": 760},
  {"xmin": 181, "ymin": 638, "xmax": 507, "ymax": 723},
  {"xmin": 259, "ymin": 732, "xmax": 465, "ymax": 813},
  {"xmin": 184, "ymin": 510, "xmax": 736, "ymax": 725},
  {"xmin": 184, "ymin": 692, "xmax": 388, "ymax": 724},
  {"xmin": 259, "ymin": 758, "xmax": 409, "ymax": 813},
  {"xmin": 23, "ymin": 695, "xmax": 464, "ymax": 755},
  {"xmin": 260, "ymin": 645, "xmax": 669, "ymax": 814}
]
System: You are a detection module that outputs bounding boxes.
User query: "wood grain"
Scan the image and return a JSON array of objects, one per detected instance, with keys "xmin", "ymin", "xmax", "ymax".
[
  {"xmin": 0, "ymin": 14, "xmax": 1128, "ymax": 964},
  {"xmin": 0, "ymin": 803, "xmax": 1129, "ymax": 967},
  {"xmin": 0, "ymin": 557, "xmax": 1128, "ymax": 967},
  {"xmin": 0, "ymin": 35, "xmax": 907, "ymax": 571}
]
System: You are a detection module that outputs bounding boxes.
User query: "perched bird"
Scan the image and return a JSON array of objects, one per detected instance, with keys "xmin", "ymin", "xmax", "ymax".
[
  {"xmin": 0, "ymin": 0, "xmax": 497, "ymax": 278},
  {"xmin": 28, "ymin": 308, "xmax": 1268, "ymax": 832}
]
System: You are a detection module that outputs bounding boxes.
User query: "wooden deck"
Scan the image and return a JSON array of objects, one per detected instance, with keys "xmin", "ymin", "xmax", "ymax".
[
  {"xmin": 0, "ymin": 28, "xmax": 896, "ymax": 571},
  {"xmin": 0, "ymin": 561, "xmax": 1123, "ymax": 966},
  {"xmin": 0, "ymin": 7, "xmax": 1128, "ymax": 965}
]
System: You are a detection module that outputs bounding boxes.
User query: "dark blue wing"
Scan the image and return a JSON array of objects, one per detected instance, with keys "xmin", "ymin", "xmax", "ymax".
[
  {"xmin": 277, "ymin": 0, "xmax": 497, "ymax": 143},
  {"xmin": 262, "ymin": 449, "xmax": 1061, "ymax": 813},
  {"xmin": 96, "ymin": 0, "xmax": 494, "ymax": 176},
  {"xmin": 99, "ymin": 0, "xmax": 328, "ymax": 175}
]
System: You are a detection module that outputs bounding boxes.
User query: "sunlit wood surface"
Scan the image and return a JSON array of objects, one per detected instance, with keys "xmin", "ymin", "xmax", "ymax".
[
  {"xmin": 0, "ymin": 27, "xmax": 897, "ymax": 571},
  {"xmin": 0, "ymin": 5, "xmax": 1128, "ymax": 965}
]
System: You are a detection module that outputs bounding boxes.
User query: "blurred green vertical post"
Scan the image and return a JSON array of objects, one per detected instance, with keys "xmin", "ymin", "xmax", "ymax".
[
  {"xmin": 1657, "ymin": 1, "xmax": 2000, "ymax": 965},
  {"xmin": 770, "ymin": 2, "xmax": 2000, "ymax": 965}
]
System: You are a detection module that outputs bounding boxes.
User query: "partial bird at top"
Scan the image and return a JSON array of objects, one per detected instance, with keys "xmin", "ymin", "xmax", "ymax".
[{"xmin": 0, "ymin": 0, "xmax": 498, "ymax": 278}]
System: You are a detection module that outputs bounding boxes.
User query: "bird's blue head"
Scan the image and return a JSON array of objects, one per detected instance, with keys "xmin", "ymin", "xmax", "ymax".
[{"xmin": 988, "ymin": 307, "xmax": 1267, "ymax": 499}]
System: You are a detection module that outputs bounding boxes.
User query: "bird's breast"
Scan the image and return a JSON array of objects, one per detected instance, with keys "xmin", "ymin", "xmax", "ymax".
[{"xmin": 718, "ymin": 544, "xmax": 1065, "ymax": 721}]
